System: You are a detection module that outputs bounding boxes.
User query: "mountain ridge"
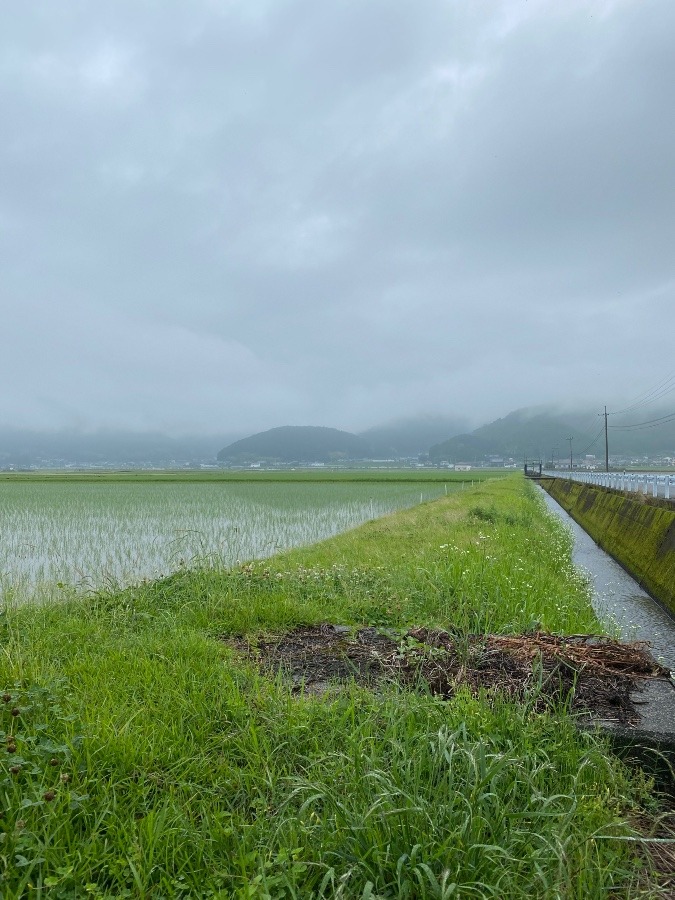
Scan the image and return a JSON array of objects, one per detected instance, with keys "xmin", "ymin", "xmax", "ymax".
[
  {"xmin": 429, "ymin": 407, "xmax": 675, "ymax": 462},
  {"xmin": 217, "ymin": 426, "xmax": 370, "ymax": 464}
]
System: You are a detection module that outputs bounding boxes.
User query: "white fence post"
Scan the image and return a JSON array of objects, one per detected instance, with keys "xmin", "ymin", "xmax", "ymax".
[{"xmin": 543, "ymin": 469, "xmax": 672, "ymax": 500}]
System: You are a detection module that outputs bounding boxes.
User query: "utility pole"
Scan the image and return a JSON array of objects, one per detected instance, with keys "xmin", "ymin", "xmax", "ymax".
[
  {"xmin": 551, "ymin": 446, "xmax": 558, "ymax": 470},
  {"xmin": 567, "ymin": 436, "xmax": 573, "ymax": 471},
  {"xmin": 599, "ymin": 405, "xmax": 609, "ymax": 473}
]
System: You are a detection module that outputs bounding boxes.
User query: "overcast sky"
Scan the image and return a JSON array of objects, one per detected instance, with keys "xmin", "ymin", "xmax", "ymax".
[{"xmin": 1, "ymin": 0, "xmax": 673, "ymax": 436}]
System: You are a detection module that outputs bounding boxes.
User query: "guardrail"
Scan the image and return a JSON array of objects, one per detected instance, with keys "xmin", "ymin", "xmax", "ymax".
[{"xmin": 542, "ymin": 470, "xmax": 675, "ymax": 500}]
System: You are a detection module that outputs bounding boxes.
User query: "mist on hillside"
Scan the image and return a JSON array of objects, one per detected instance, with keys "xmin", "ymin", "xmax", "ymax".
[
  {"xmin": 2, "ymin": 401, "xmax": 673, "ymax": 468},
  {"xmin": 0, "ymin": 428, "xmax": 243, "ymax": 468},
  {"xmin": 359, "ymin": 415, "xmax": 470, "ymax": 458}
]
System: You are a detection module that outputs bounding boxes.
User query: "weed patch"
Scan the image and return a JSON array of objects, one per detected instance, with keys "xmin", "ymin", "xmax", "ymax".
[
  {"xmin": 228, "ymin": 622, "xmax": 666, "ymax": 724},
  {"xmin": 0, "ymin": 681, "xmax": 88, "ymax": 894}
]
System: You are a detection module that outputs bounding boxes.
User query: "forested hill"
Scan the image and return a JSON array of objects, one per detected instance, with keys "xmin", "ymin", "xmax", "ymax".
[
  {"xmin": 429, "ymin": 408, "xmax": 675, "ymax": 462},
  {"xmin": 429, "ymin": 411, "xmax": 594, "ymax": 462},
  {"xmin": 217, "ymin": 426, "xmax": 371, "ymax": 464}
]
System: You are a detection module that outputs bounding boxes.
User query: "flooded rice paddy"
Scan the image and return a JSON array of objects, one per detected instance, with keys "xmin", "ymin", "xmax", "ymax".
[{"xmin": 0, "ymin": 481, "xmax": 446, "ymax": 603}]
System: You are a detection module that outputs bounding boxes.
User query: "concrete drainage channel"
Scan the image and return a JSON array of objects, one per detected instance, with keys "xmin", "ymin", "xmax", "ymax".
[{"xmin": 540, "ymin": 486, "xmax": 675, "ymax": 773}]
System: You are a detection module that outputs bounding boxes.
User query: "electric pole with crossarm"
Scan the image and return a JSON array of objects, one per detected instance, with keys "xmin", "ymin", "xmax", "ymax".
[{"xmin": 600, "ymin": 406, "xmax": 609, "ymax": 472}]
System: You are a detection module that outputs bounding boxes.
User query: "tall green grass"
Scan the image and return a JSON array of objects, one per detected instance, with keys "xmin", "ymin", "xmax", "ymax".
[{"xmin": 0, "ymin": 476, "xmax": 660, "ymax": 897}]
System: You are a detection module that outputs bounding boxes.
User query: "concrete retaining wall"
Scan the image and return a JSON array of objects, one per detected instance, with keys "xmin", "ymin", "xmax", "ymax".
[{"xmin": 539, "ymin": 477, "xmax": 675, "ymax": 616}]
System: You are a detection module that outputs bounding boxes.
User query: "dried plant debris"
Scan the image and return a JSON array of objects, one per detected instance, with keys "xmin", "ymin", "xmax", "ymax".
[
  {"xmin": 629, "ymin": 806, "xmax": 675, "ymax": 895},
  {"xmin": 226, "ymin": 624, "xmax": 670, "ymax": 723}
]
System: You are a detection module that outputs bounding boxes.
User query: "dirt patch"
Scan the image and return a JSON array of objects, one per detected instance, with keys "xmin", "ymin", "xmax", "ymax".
[{"xmin": 225, "ymin": 624, "xmax": 669, "ymax": 724}]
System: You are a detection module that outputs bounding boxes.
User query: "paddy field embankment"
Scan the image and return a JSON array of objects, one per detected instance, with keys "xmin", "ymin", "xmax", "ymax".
[{"xmin": 0, "ymin": 474, "xmax": 670, "ymax": 897}]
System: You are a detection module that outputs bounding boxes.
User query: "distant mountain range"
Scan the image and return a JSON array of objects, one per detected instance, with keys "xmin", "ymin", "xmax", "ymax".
[
  {"xmin": 1, "ymin": 405, "xmax": 673, "ymax": 468},
  {"xmin": 0, "ymin": 429, "xmax": 242, "ymax": 468},
  {"xmin": 430, "ymin": 410, "xmax": 595, "ymax": 463},
  {"xmin": 218, "ymin": 409, "xmax": 675, "ymax": 468},
  {"xmin": 429, "ymin": 408, "xmax": 675, "ymax": 463},
  {"xmin": 217, "ymin": 416, "xmax": 469, "ymax": 464}
]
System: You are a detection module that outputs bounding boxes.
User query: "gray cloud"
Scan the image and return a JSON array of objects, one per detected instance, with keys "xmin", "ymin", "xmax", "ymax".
[{"xmin": 1, "ymin": 0, "xmax": 673, "ymax": 435}]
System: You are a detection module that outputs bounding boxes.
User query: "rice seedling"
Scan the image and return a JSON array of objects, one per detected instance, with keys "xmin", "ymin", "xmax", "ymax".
[{"xmin": 0, "ymin": 481, "xmax": 447, "ymax": 604}]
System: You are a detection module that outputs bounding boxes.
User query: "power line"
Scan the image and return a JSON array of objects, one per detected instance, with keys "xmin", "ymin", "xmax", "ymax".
[
  {"xmin": 572, "ymin": 410, "xmax": 606, "ymax": 435},
  {"xmin": 610, "ymin": 371, "xmax": 675, "ymax": 413},
  {"xmin": 613, "ymin": 383, "xmax": 675, "ymax": 416},
  {"xmin": 577, "ymin": 424, "xmax": 605, "ymax": 456},
  {"xmin": 610, "ymin": 371, "xmax": 675, "ymax": 416},
  {"xmin": 609, "ymin": 410, "xmax": 675, "ymax": 430}
]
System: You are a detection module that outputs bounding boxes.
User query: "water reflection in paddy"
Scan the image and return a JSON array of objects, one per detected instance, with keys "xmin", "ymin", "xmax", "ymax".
[{"xmin": 0, "ymin": 481, "xmax": 446, "ymax": 604}]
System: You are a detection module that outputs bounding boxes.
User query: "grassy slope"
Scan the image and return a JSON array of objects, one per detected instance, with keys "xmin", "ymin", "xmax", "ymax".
[{"xmin": 0, "ymin": 476, "xmax": 657, "ymax": 898}]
